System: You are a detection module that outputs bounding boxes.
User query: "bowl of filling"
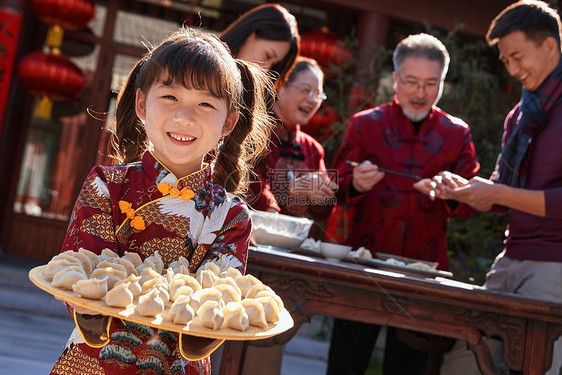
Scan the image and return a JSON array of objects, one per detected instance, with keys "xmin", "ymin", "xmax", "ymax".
[
  {"xmin": 249, "ymin": 210, "xmax": 313, "ymax": 250},
  {"xmin": 320, "ymin": 242, "xmax": 352, "ymax": 262}
]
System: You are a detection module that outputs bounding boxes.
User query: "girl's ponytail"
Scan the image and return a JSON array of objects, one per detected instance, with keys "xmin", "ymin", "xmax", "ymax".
[
  {"xmin": 110, "ymin": 59, "xmax": 149, "ymax": 164},
  {"xmin": 212, "ymin": 61, "xmax": 275, "ymax": 195}
]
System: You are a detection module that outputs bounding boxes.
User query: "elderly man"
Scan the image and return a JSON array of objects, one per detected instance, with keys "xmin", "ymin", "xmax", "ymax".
[
  {"xmin": 326, "ymin": 33, "xmax": 480, "ymax": 375},
  {"xmin": 419, "ymin": 1, "xmax": 562, "ymax": 374}
]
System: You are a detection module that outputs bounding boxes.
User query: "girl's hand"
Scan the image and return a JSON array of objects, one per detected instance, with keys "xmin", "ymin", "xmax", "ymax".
[{"xmin": 351, "ymin": 161, "xmax": 384, "ymax": 193}]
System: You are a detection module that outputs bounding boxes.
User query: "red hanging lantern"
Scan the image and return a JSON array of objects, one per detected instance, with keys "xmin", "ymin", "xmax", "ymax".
[
  {"xmin": 31, "ymin": 0, "xmax": 95, "ymax": 49},
  {"xmin": 17, "ymin": 51, "xmax": 85, "ymax": 119},
  {"xmin": 304, "ymin": 104, "xmax": 339, "ymax": 142},
  {"xmin": 300, "ymin": 28, "xmax": 352, "ymax": 71},
  {"xmin": 31, "ymin": 0, "xmax": 95, "ymax": 29}
]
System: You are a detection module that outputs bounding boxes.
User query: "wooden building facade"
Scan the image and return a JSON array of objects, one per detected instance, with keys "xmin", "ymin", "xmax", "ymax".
[{"xmin": 0, "ymin": 0, "xmax": 512, "ymax": 260}]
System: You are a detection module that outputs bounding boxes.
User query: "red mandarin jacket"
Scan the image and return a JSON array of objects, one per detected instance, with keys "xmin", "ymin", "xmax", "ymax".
[{"xmin": 334, "ymin": 97, "xmax": 480, "ymax": 269}]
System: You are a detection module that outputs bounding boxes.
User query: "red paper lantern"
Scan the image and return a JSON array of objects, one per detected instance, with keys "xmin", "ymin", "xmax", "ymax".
[
  {"xmin": 300, "ymin": 28, "xmax": 351, "ymax": 70},
  {"xmin": 17, "ymin": 51, "xmax": 85, "ymax": 118},
  {"xmin": 31, "ymin": 0, "xmax": 95, "ymax": 30},
  {"xmin": 304, "ymin": 104, "xmax": 339, "ymax": 142},
  {"xmin": 31, "ymin": 0, "xmax": 95, "ymax": 49}
]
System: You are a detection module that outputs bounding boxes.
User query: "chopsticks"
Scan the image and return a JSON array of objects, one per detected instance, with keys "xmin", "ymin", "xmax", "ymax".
[{"xmin": 345, "ymin": 161, "xmax": 422, "ymax": 180}]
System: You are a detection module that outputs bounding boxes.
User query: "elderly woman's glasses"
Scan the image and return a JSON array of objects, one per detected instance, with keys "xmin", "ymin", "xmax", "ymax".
[{"xmin": 287, "ymin": 83, "xmax": 327, "ymax": 102}]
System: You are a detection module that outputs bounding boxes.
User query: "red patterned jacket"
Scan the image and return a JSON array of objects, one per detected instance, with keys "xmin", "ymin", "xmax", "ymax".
[{"xmin": 334, "ymin": 97, "xmax": 479, "ymax": 269}]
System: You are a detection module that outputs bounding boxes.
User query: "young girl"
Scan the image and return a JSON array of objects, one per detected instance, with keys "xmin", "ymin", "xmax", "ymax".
[{"xmin": 50, "ymin": 27, "xmax": 274, "ymax": 375}]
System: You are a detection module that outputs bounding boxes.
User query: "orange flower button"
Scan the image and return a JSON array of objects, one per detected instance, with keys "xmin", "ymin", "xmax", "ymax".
[
  {"xmin": 119, "ymin": 200, "xmax": 132, "ymax": 213},
  {"xmin": 181, "ymin": 188, "xmax": 195, "ymax": 200},
  {"xmin": 130, "ymin": 216, "xmax": 146, "ymax": 231},
  {"xmin": 157, "ymin": 183, "xmax": 173, "ymax": 196}
]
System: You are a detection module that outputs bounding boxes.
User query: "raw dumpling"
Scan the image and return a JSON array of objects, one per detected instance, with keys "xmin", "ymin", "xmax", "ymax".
[
  {"xmin": 64, "ymin": 250, "xmax": 93, "ymax": 275},
  {"xmin": 99, "ymin": 248, "xmax": 120, "ymax": 262},
  {"xmin": 245, "ymin": 284, "xmax": 273, "ymax": 299},
  {"xmin": 193, "ymin": 288, "xmax": 224, "ymax": 308},
  {"xmin": 91, "ymin": 266, "xmax": 126, "ymax": 289},
  {"xmin": 169, "ymin": 278, "xmax": 187, "ymax": 299},
  {"xmin": 136, "ymin": 259, "xmax": 157, "ymax": 275},
  {"xmin": 256, "ymin": 296, "xmax": 281, "ymax": 323},
  {"xmin": 222, "ymin": 302, "xmax": 249, "ymax": 331},
  {"xmin": 173, "ymin": 274, "xmax": 201, "ymax": 293},
  {"xmin": 188, "ymin": 292, "xmax": 201, "ymax": 312},
  {"xmin": 141, "ymin": 277, "xmax": 168, "ymax": 295},
  {"xmin": 51, "ymin": 266, "xmax": 87, "ymax": 290},
  {"xmin": 235, "ymin": 274, "xmax": 262, "ymax": 298},
  {"xmin": 115, "ymin": 274, "xmax": 142, "ymax": 299},
  {"xmin": 197, "ymin": 262, "xmax": 221, "ymax": 277},
  {"xmin": 197, "ymin": 269, "xmax": 219, "ymax": 289},
  {"xmin": 171, "ymin": 285, "xmax": 194, "ymax": 302},
  {"xmin": 220, "ymin": 267, "xmax": 242, "ymax": 280},
  {"xmin": 165, "ymin": 268, "xmax": 175, "ymax": 285},
  {"xmin": 196, "ymin": 300, "xmax": 224, "ymax": 330},
  {"xmin": 72, "ymin": 277, "xmax": 108, "ymax": 299},
  {"xmin": 137, "ymin": 289, "xmax": 164, "ymax": 317},
  {"xmin": 145, "ymin": 251, "xmax": 164, "ymax": 274},
  {"xmin": 139, "ymin": 266, "xmax": 162, "ymax": 286},
  {"xmin": 164, "ymin": 297, "xmax": 195, "ymax": 325},
  {"xmin": 255, "ymin": 290, "xmax": 284, "ymax": 311},
  {"xmin": 114, "ymin": 257, "xmax": 138, "ymax": 276},
  {"xmin": 96, "ymin": 260, "xmax": 127, "ymax": 275},
  {"xmin": 44, "ymin": 257, "xmax": 81, "ymax": 281},
  {"xmin": 213, "ymin": 277, "xmax": 242, "ymax": 296},
  {"xmin": 169, "ymin": 256, "xmax": 190, "ymax": 274},
  {"xmin": 122, "ymin": 251, "xmax": 142, "ymax": 267},
  {"xmin": 214, "ymin": 284, "xmax": 241, "ymax": 305},
  {"xmin": 143, "ymin": 284, "xmax": 170, "ymax": 304},
  {"xmin": 78, "ymin": 248, "xmax": 100, "ymax": 269},
  {"xmin": 106, "ymin": 281, "xmax": 133, "ymax": 308},
  {"xmin": 240, "ymin": 299, "xmax": 268, "ymax": 329}
]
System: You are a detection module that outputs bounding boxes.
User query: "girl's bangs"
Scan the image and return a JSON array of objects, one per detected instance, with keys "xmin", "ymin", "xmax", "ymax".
[{"xmin": 159, "ymin": 42, "xmax": 231, "ymax": 100}]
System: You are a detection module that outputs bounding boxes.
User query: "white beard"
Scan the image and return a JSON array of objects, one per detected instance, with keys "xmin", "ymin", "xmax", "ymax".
[{"xmin": 402, "ymin": 107, "xmax": 430, "ymax": 122}]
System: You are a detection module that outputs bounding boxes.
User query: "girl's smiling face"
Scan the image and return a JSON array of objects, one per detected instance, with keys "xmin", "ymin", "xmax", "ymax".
[{"xmin": 135, "ymin": 74, "xmax": 237, "ymax": 177}]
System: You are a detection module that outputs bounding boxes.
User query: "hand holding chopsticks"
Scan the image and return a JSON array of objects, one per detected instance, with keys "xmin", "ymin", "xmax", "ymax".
[{"xmin": 345, "ymin": 160, "xmax": 422, "ymax": 180}]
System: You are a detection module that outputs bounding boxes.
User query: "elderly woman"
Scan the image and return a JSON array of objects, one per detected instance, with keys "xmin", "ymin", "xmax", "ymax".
[{"xmin": 249, "ymin": 57, "xmax": 337, "ymax": 221}]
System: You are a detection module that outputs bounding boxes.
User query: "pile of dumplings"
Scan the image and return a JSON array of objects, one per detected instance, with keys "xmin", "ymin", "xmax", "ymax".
[{"xmin": 43, "ymin": 248, "xmax": 284, "ymax": 332}]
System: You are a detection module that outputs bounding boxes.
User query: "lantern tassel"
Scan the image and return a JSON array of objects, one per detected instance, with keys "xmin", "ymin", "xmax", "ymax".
[
  {"xmin": 46, "ymin": 25, "xmax": 64, "ymax": 50},
  {"xmin": 33, "ymin": 96, "xmax": 53, "ymax": 120}
]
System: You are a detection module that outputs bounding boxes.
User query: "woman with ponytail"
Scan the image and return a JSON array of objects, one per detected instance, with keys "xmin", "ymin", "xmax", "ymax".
[
  {"xmin": 220, "ymin": 3, "xmax": 300, "ymax": 89},
  {"xmin": 50, "ymin": 27, "xmax": 275, "ymax": 375}
]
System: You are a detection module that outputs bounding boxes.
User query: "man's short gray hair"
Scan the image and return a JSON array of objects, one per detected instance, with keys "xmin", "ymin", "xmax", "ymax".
[{"xmin": 392, "ymin": 33, "xmax": 450, "ymax": 78}]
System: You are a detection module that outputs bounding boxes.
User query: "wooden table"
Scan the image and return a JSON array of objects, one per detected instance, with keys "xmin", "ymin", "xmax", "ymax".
[{"xmin": 219, "ymin": 247, "xmax": 562, "ymax": 375}]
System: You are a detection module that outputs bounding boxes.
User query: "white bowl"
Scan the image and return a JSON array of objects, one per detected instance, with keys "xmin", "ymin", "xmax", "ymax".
[
  {"xmin": 320, "ymin": 242, "xmax": 352, "ymax": 262},
  {"xmin": 249, "ymin": 211, "xmax": 313, "ymax": 250}
]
